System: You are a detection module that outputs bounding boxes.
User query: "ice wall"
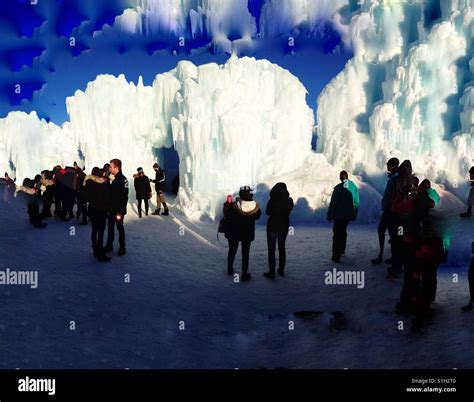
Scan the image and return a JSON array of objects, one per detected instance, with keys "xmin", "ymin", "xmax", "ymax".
[
  {"xmin": 105, "ymin": 0, "xmax": 257, "ymax": 53},
  {"xmin": 0, "ymin": 56, "xmax": 314, "ymax": 220},
  {"xmin": 105, "ymin": 0, "xmax": 353, "ymax": 53},
  {"xmin": 317, "ymin": 0, "xmax": 473, "ymax": 192},
  {"xmin": 0, "ymin": 112, "xmax": 78, "ymax": 180}
]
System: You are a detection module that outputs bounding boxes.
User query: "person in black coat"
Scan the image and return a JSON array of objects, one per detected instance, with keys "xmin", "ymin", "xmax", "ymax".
[
  {"xmin": 150, "ymin": 163, "xmax": 169, "ymax": 216},
  {"xmin": 264, "ymin": 182, "xmax": 294, "ymax": 279},
  {"xmin": 2, "ymin": 173, "xmax": 15, "ymax": 203},
  {"xmin": 327, "ymin": 171, "xmax": 359, "ymax": 262},
  {"xmin": 83, "ymin": 167, "xmax": 111, "ymax": 262},
  {"xmin": 39, "ymin": 170, "xmax": 55, "ymax": 218},
  {"xmin": 73, "ymin": 162, "xmax": 88, "ymax": 225},
  {"xmin": 371, "ymin": 157, "xmax": 399, "ymax": 264},
  {"xmin": 224, "ymin": 186, "xmax": 261, "ymax": 281},
  {"xmin": 55, "ymin": 166, "xmax": 76, "ymax": 221},
  {"xmin": 134, "ymin": 167, "xmax": 152, "ymax": 218},
  {"xmin": 104, "ymin": 159, "xmax": 129, "ymax": 256}
]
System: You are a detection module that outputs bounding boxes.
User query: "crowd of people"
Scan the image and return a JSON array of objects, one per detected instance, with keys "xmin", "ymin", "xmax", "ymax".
[
  {"xmin": 1, "ymin": 156, "xmax": 473, "ymax": 320},
  {"xmin": 219, "ymin": 157, "xmax": 473, "ymax": 323},
  {"xmin": 0, "ymin": 159, "xmax": 170, "ymax": 263}
]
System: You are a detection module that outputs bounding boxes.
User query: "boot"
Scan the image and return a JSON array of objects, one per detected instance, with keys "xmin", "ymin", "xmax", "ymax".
[
  {"xmin": 263, "ymin": 272, "xmax": 275, "ymax": 279},
  {"xmin": 277, "ymin": 268, "xmax": 285, "ymax": 277},
  {"xmin": 241, "ymin": 273, "xmax": 251, "ymax": 282},
  {"xmin": 118, "ymin": 245, "xmax": 126, "ymax": 256},
  {"xmin": 138, "ymin": 212, "xmax": 142, "ymax": 219},
  {"xmin": 104, "ymin": 244, "xmax": 113, "ymax": 253},
  {"xmin": 461, "ymin": 300, "xmax": 473, "ymax": 311},
  {"xmin": 371, "ymin": 255, "xmax": 383, "ymax": 264},
  {"xmin": 460, "ymin": 211, "xmax": 471, "ymax": 218},
  {"xmin": 162, "ymin": 208, "xmax": 169, "ymax": 216},
  {"xmin": 152, "ymin": 208, "xmax": 161, "ymax": 216},
  {"xmin": 97, "ymin": 253, "xmax": 112, "ymax": 262},
  {"xmin": 385, "ymin": 257, "xmax": 393, "ymax": 264},
  {"xmin": 92, "ymin": 246, "xmax": 99, "ymax": 258}
]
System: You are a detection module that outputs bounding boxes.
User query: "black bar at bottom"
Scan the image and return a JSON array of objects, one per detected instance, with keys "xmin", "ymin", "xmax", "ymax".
[{"xmin": 0, "ymin": 369, "xmax": 472, "ymax": 400}]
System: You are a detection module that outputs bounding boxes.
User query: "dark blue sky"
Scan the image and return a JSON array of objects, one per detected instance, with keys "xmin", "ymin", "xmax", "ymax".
[{"xmin": 0, "ymin": 0, "xmax": 353, "ymax": 124}]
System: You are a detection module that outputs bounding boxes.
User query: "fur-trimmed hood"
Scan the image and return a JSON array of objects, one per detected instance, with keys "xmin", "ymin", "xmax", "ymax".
[{"xmin": 234, "ymin": 199, "xmax": 260, "ymax": 215}]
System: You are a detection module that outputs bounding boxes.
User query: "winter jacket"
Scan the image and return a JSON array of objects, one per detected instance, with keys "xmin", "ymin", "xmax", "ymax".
[
  {"xmin": 83, "ymin": 179, "xmax": 110, "ymax": 214},
  {"xmin": 73, "ymin": 167, "xmax": 86, "ymax": 198},
  {"xmin": 1, "ymin": 178, "xmax": 15, "ymax": 202},
  {"xmin": 382, "ymin": 171, "xmax": 398, "ymax": 211},
  {"xmin": 224, "ymin": 198, "xmax": 261, "ymax": 241},
  {"xmin": 134, "ymin": 175, "xmax": 152, "ymax": 199},
  {"xmin": 151, "ymin": 169, "xmax": 166, "ymax": 192},
  {"xmin": 109, "ymin": 171, "xmax": 129, "ymax": 215},
  {"xmin": 266, "ymin": 183, "xmax": 294, "ymax": 234},
  {"xmin": 327, "ymin": 180, "xmax": 359, "ymax": 221}
]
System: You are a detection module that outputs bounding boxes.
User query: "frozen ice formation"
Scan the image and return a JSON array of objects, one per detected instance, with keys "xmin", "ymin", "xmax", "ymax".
[
  {"xmin": 317, "ymin": 0, "xmax": 473, "ymax": 194},
  {"xmin": 0, "ymin": 56, "xmax": 314, "ymax": 220}
]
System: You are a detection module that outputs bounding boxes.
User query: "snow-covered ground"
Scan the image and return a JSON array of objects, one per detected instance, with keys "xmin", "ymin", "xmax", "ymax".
[{"xmin": 1, "ymin": 196, "xmax": 473, "ymax": 369}]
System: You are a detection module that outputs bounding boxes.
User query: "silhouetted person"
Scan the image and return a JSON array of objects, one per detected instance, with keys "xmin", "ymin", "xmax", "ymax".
[
  {"xmin": 52, "ymin": 165, "xmax": 63, "ymax": 218},
  {"xmin": 224, "ymin": 186, "xmax": 261, "ymax": 281},
  {"xmin": 40, "ymin": 170, "xmax": 55, "ymax": 218},
  {"xmin": 264, "ymin": 183, "xmax": 294, "ymax": 279},
  {"xmin": 56, "ymin": 166, "xmax": 75, "ymax": 221},
  {"xmin": 83, "ymin": 167, "xmax": 110, "ymax": 262},
  {"xmin": 372, "ymin": 157, "xmax": 399, "ymax": 264},
  {"xmin": 73, "ymin": 162, "xmax": 88, "ymax": 225},
  {"xmin": 411, "ymin": 180, "xmax": 442, "ymax": 311},
  {"xmin": 150, "ymin": 163, "xmax": 169, "ymax": 216},
  {"xmin": 133, "ymin": 167, "xmax": 152, "ymax": 218},
  {"xmin": 387, "ymin": 159, "xmax": 416, "ymax": 277},
  {"xmin": 462, "ymin": 258, "xmax": 474, "ymax": 311},
  {"xmin": 460, "ymin": 166, "xmax": 474, "ymax": 218},
  {"xmin": 2, "ymin": 173, "xmax": 15, "ymax": 203},
  {"xmin": 104, "ymin": 159, "xmax": 129, "ymax": 256},
  {"xmin": 327, "ymin": 171, "xmax": 359, "ymax": 262}
]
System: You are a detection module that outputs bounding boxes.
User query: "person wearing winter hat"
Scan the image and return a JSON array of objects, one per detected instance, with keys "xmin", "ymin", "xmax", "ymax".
[
  {"xmin": 223, "ymin": 185, "xmax": 261, "ymax": 281},
  {"xmin": 134, "ymin": 167, "xmax": 152, "ymax": 218}
]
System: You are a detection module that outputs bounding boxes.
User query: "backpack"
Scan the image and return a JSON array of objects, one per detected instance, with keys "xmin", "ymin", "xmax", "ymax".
[{"xmin": 218, "ymin": 216, "xmax": 228, "ymax": 233}]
